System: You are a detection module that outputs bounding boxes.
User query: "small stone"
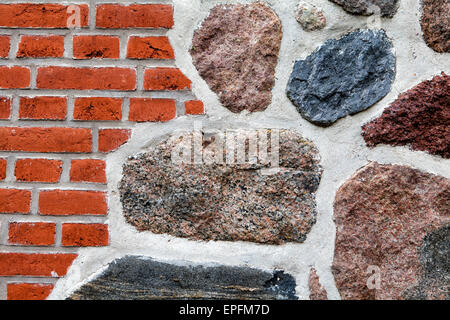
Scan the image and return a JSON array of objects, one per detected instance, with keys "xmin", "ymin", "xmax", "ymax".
[
  {"xmin": 420, "ymin": 0, "xmax": 450, "ymax": 53},
  {"xmin": 309, "ymin": 268, "xmax": 328, "ymax": 300},
  {"xmin": 362, "ymin": 72, "xmax": 449, "ymax": 159},
  {"xmin": 333, "ymin": 162, "xmax": 449, "ymax": 300},
  {"xmin": 287, "ymin": 29, "xmax": 395, "ymax": 127},
  {"xmin": 68, "ymin": 256, "xmax": 298, "ymax": 300},
  {"xmin": 190, "ymin": 3, "xmax": 282, "ymax": 113},
  {"xmin": 119, "ymin": 129, "xmax": 322, "ymax": 245},
  {"xmin": 296, "ymin": 2, "xmax": 326, "ymax": 31},
  {"xmin": 329, "ymin": 0, "xmax": 399, "ymax": 18}
]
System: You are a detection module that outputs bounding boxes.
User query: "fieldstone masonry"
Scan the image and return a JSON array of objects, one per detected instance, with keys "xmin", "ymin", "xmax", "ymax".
[{"xmin": 0, "ymin": 0, "xmax": 448, "ymax": 300}]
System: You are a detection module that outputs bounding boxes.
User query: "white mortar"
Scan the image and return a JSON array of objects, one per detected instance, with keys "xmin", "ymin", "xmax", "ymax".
[{"xmin": 49, "ymin": 0, "xmax": 449, "ymax": 300}]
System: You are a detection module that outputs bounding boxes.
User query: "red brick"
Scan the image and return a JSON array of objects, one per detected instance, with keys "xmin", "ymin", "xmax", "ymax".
[
  {"xmin": 62, "ymin": 223, "xmax": 109, "ymax": 247},
  {"xmin": 0, "ymin": 253, "xmax": 77, "ymax": 277},
  {"xmin": 127, "ymin": 36, "xmax": 174, "ymax": 59},
  {"xmin": 8, "ymin": 222, "xmax": 56, "ymax": 246},
  {"xmin": 0, "ymin": 127, "xmax": 92, "ymax": 153},
  {"xmin": 0, "ymin": 189, "xmax": 31, "ymax": 214},
  {"xmin": 73, "ymin": 35, "xmax": 120, "ymax": 59},
  {"xmin": 96, "ymin": 4, "xmax": 173, "ymax": 29},
  {"xmin": 0, "ymin": 66, "xmax": 30, "ymax": 89},
  {"xmin": 7, "ymin": 283, "xmax": 54, "ymax": 300},
  {"xmin": 0, "ymin": 97, "xmax": 11, "ymax": 119},
  {"xmin": 73, "ymin": 97, "xmax": 122, "ymax": 121},
  {"xmin": 0, "ymin": 35, "xmax": 10, "ymax": 57},
  {"xmin": 70, "ymin": 159, "xmax": 106, "ymax": 183},
  {"xmin": 17, "ymin": 35, "xmax": 64, "ymax": 58},
  {"xmin": 185, "ymin": 100, "xmax": 205, "ymax": 115},
  {"xmin": 37, "ymin": 67, "xmax": 136, "ymax": 90},
  {"xmin": 19, "ymin": 96, "xmax": 67, "ymax": 120},
  {"xmin": 0, "ymin": 4, "xmax": 89, "ymax": 28},
  {"xmin": 129, "ymin": 98, "xmax": 176, "ymax": 122},
  {"xmin": 39, "ymin": 190, "xmax": 107, "ymax": 216},
  {"xmin": 15, "ymin": 159, "xmax": 63, "ymax": 183},
  {"xmin": 98, "ymin": 129, "xmax": 131, "ymax": 153},
  {"xmin": 144, "ymin": 68, "xmax": 192, "ymax": 91},
  {"xmin": 0, "ymin": 158, "xmax": 6, "ymax": 181}
]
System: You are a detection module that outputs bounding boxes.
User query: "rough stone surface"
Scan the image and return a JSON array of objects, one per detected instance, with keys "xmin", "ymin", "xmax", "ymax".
[
  {"xmin": 190, "ymin": 3, "xmax": 282, "ymax": 113},
  {"xmin": 362, "ymin": 73, "xmax": 449, "ymax": 159},
  {"xmin": 329, "ymin": 0, "xmax": 399, "ymax": 18},
  {"xmin": 287, "ymin": 29, "xmax": 395, "ymax": 127},
  {"xmin": 296, "ymin": 2, "xmax": 326, "ymax": 31},
  {"xmin": 119, "ymin": 130, "xmax": 322, "ymax": 245},
  {"xmin": 420, "ymin": 0, "xmax": 450, "ymax": 53},
  {"xmin": 309, "ymin": 268, "xmax": 328, "ymax": 300},
  {"xmin": 68, "ymin": 256, "xmax": 298, "ymax": 300},
  {"xmin": 333, "ymin": 162, "xmax": 449, "ymax": 300}
]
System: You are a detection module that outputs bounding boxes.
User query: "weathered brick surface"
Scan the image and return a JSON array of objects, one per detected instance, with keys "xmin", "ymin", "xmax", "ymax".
[
  {"xmin": 0, "ymin": 4, "xmax": 89, "ymax": 28},
  {"xmin": 98, "ymin": 129, "xmax": 131, "ymax": 152},
  {"xmin": 38, "ymin": 190, "xmax": 107, "ymax": 216},
  {"xmin": 62, "ymin": 224, "xmax": 109, "ymax": 247},
  {"xmin": 0, "ymin": 1, "xmax": 202, "ymax": 300},
  {"xmin": 0, "ymin": 36, "xmax": 10, "ymax": 58},
  {"xmin": 70, "ymin": 159, "xmax": 106, "ymax": 183},
  {"xmin": 129, "ymin": 98, "xmax": 176, "ymax": 122},
  {"xmin": 19, "ymin": 96, "xmax": 67, "ymax": 120},
  {"xmin": 15, "ymin": 159, "xmax": 63, "ymax": 183},
  {"xmin": 0, "ymin": 189, "xmax": 31, "ymax": 214},
  {"xmin": 96, "ymin": 4, "xmax": 173, "ymax": 29},
  {"xmin": 9, "ymin": 222, "xmax": 56, "ymax": 246},
  {"xmin": 144, "ymin": 68, "xmax": 192, "ymax": 90},
  {"xmin": 73, "ymin": 35, "xmax": 120, "ymax": 59},
  {"xmin": 0, "ymin": 66, "xmax": 30, "ymax": 89},
  {"xmin": 0, "ymin": 253, "xmax": 77, "ymax": 276},
  {"xmin": 0, "ymin": 127, "xmax": 92, "ymax": 153},
  {"xmin": 17, "ymin": 35, "xmax": 65, "ymax": 58},
  {"xmin": 7, "ymin": 283, "xmax": 54, "ymax": 300},
  {"xmin": 0, "ymin": 97, "xmax": 11, "ymax": 119},
  {"xmin": 127, "ymin": 36, "xmax": 174, "ymax": 59},
  {"xmin": 185, "ymin": 100, "xmax": 205, "ymax": 115},
  {"xmin": 73, "ymin": 97, "xmax": 122, "ymax": 121}
]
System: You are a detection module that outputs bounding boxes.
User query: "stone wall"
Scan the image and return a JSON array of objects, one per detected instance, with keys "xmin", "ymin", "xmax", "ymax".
[{"xmin": 0, "ymin": 0, "xmax": 448, "ymax": 300}]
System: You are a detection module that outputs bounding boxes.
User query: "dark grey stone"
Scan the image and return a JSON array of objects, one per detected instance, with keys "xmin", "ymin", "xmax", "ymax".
[
  {"xmin": 330, "ymin": 0, "xmax": 400, "ymax": 18},
  {"xmin": 287, "ymin": 29, "xmax": 395, "ymax": 127},
  {"xmin": 68, "ymin": 256, "xmax": 298, "ymax": 300}
]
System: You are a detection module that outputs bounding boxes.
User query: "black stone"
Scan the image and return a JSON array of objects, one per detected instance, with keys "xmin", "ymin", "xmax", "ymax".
[
  {"xmin": 329, "ymin": 0, "xmax": 400, "ymax": 18},
  {"xmin": 287, "ymin": 29, "xmax": 395, "ymax": 127},
  {"xmin": 68, "ymin": 256, "xmax": 298, "ymax": 300}
]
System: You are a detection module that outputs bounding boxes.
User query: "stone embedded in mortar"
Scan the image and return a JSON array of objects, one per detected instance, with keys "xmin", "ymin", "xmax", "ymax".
[
  {"xmin": 309, "ymin": 268, "xmax": 328, "ymax": 300},
  {"xmin": 329, "ymin": 0, "xmax": 399, "ymax": 18},
  {"xmin": 296, "ymin": 2, "xmax": 326, "ymax": 31},
  {"xmin": 190, "ymin": 3, "xmax": 282, "ymax": 113},
  {"xmin": 287, "ymin": 29, "xmax": 395, "ymax": 127},
  {"xmin": 68, "ymin": 256, "xmax": 298, "ymax": 300},
  {"xmin": 119, "ymin": 129, "xmax": 322, "ymax": 245},
  {"xmin": 362, "ymin": 72, "xmax": 449, "ymax": 159},
  {"xmin": 420, "ymin": 0, "xmax": 450, "ymax": 53},
  {"xmin": 332, "ymin": 162, "xmax": 449, "ymax": 300}
]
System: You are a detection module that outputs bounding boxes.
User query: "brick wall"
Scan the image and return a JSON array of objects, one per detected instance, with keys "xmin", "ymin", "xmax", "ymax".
[{"xmin": 0, "ymin": 1, "xmax": 204, "ymax": 300}]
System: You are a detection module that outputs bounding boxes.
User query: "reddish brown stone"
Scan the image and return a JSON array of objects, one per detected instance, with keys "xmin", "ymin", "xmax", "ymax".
[
  {"xmin": 333, "ymin": 163, "xmax": 449, "ymax": 300},
  {"xmin": 309, "ymin": 268, "xmax": 328, "ymax": 300},
  {"xmin": 420, "ymin": 0, "xmax": 450, "ymax": 53},
  {"xmin": 362, "ymin": 73, "xmax": 449, "ymax": 158},
  {"xmin": 190, "ymin": 3, "xmax": 282, "ymax": 113}
]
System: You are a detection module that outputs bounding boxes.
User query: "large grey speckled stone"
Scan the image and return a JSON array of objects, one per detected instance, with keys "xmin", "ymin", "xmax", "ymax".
[
  {"xmin": 119, "ymin": 129, "xmax": 322, "ymax": 244},
  {"xmin": 330, "ymin": 0, "xmax": 399, "ymax": 18},
  {"xmin": 287, "ymin": 29, "xmax": 395, "ymax": 127},
  {"xmin": 68, "ymin": 256, "xmax": 298, "ymax": 300}
]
